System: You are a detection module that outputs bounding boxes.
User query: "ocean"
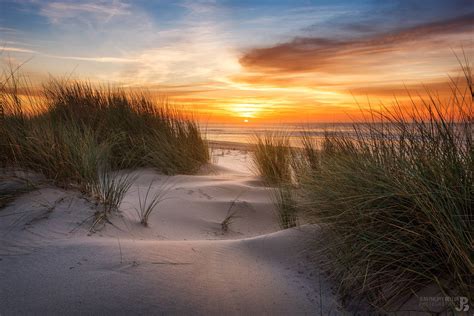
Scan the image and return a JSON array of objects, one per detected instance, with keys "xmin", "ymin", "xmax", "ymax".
[{"xmin": 202, "ymin": 122, "xmax": 359, "ymax": 147}]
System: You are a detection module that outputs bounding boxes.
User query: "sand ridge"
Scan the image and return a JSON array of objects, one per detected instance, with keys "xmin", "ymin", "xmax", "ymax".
[{"xmin": 0, "ymin": 150, "xmax": 344, "ymax": 314}]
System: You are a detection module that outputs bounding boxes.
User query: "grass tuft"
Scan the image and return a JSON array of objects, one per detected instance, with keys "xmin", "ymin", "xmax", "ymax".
[
  {"xmin": 221, "ymin": 191, "xmax": 246, "ymax": 233},
  {"xmin": 1, "ymin": 68, "xmax": 208, "ymax": 229},
  {"xmin": 251, "ymin": 132, "xmax": 300, "ymax": 228},
  {"xmin": 135, "ymin": 179, "xmax": 173, "ymax": 227},
  {"xmin": 90, "ymin": 170, "xmax": 135, "ymax": 231},
  {"xmin": 1, "ymin": 76, "xmax": 209, "ymax": 182},
  {"xmin": 296, "ymin": 64, "xmax": 473, "ymax": 311},
  {"xmin": 251, "ymin": 132, "xmax": 293, "ymax": 185},
  {"xmin": 272, "ymin": 185, "xmax": 298, "ymax": 229}
]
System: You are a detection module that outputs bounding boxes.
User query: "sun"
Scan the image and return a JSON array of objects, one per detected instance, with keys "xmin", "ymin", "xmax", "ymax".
[{"xmin": 244, "ymin": 119, "xmax": 249, "ymax": 123}]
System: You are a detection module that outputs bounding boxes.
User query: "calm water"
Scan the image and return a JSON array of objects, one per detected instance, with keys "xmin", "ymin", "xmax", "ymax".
[
  {"xmin": 202, "ymin": 122, "xmax": 470, "ymax": 149},
  {"xmin": 202, "ymin": 122, "xmax": 358, "ymax": 147}
]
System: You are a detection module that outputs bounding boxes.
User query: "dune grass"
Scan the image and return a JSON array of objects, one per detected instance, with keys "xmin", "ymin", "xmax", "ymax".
[
  {"xmin": 89, "ymin": 169, "xmax": 136, "ymax": 231},
  {"xmin": 1, "ymin": 77, "xmax": 209, "ymax": 178},
  {"xmin": 251, "ymin": 133, "xmax": 293, "ymax": 186},
  {"xmin": 295, "ymin": 68, "xmax": 473, "ymax": 311},
  {"xmin": 221, "ymin": 190, "xmax": 246, "ymax": 233},
  {"xmin": 248, "ymin": 62, "xmax": 472, "ymax": 311},
  {"xmin": 135, "ymin": 179, "xmax": 174, "ymax": 227},
  {"xmin": 251, "ymin": 133, "xmax": 299, "ymax": 228},
  {"xmin": 271, "ymin": 185, "xmax": 298, "ymax": 229},
  {"xmin": 0, "ymin": 68, "xmax": 208, "ymax": 228}
]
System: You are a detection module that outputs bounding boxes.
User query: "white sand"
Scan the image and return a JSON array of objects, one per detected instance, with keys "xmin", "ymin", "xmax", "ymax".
[{"xmin": 0, "ymin": 150, "xmax": 344, "ymax": 314}]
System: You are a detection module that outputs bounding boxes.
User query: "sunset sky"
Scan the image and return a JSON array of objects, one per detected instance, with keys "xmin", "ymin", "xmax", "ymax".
[{"xmin": 1, "ymin": 0, "xmax": 473, "ymax": 122}]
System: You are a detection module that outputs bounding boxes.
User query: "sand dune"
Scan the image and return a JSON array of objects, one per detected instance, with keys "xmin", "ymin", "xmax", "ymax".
[{"xmin": 0, "ymin": 151, "xmax": 343, "ymax": 314}]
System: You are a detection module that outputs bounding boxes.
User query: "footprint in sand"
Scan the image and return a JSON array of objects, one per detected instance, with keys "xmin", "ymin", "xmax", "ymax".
[{"xmin": 198, "ymin": 189, "xmax": 213, "ymax": 200}]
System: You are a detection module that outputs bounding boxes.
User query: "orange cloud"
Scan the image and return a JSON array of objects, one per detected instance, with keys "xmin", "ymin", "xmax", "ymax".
[
  {"xmin": 3, "ymin": 7, "xmax": 472, "ymax": 123},
  {"xmin": 239, "ymin": 13, "xmax": 473, "ymax": 74}
]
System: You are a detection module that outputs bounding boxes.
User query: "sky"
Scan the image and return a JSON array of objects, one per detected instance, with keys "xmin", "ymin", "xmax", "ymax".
[{"xmin": 0, "ymin": 0, "xmax": 473, "ymax": 122}]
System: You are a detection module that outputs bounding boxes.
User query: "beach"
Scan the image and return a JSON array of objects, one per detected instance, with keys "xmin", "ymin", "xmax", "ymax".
[
  {"xmin": 1, "ymin": 2, "xmax": 471, "ymax": 312},
  {"xmin": 0, "ymin": 150, "xmax": 343, "ymax": 314}
]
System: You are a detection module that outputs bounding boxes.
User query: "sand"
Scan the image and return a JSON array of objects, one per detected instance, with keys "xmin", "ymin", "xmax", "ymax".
[{"xmin": 0, "ymin": 150, "xmax": 344, "ymax": 314}]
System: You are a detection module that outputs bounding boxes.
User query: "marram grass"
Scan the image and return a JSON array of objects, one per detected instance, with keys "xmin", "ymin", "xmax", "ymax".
[
  {"xmin": 1, "ymin": 72, "xmax": 209, "ymax": 226},
  {"xmin": 296, "ymin": 68, "xmax": 473, "ymax": 312},
  {"xmin": 250, "ymin": 63, "xmax": 472, "ymax": 313},
  {"xmin": 251, "ymin": 133, "xmax": 293, "ymax": 186},
  {"xmin": 251, "ymin": 132, "xmax": 298, "ymax": 228},
  {"xmin": 1, "ymin": 78, "xmax": 209, "ymax": 184}
]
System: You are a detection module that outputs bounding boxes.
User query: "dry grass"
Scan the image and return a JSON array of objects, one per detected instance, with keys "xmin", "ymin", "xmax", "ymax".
[
  {"xmin": 1, "ymin": 77, "xmax": 209, "ymax": 181},
  {"xmin": 1, "ymin": 64, "xmax": 208, "ymax": 229},
  {"xmin": 221, "ymin": 190, "xmax": 246, "ymax": 233},
  {"xmin": 271, "ymin": 185, "xmax": 298, "ymax": 229},
  {"xmin": 296, "ymin": 63, "xmax": 473, "ymax": 312},
  {"xmin": 251, "ymin": 132, "xmax": 299, "ymax": 228},
  {"xmin": 251, "ymin": 133, "xmax": 293, "ymax": 186},
  {"xmin": 135, "ymin": 179, "xmax": 174, "ymax": 227}
]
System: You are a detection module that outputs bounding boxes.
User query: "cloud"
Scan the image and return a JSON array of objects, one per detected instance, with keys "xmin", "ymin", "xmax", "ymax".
[
  {"xmin": 301, "ymin": 0, "xmax": 474, "ymax": 37},
  {"xmin": 0, "ymin": 45, "xmax": 136, "ymax": 63},
  {"xmin": 3, "ymin": 0, "xmax": 471, "ymax": 121},
  {"xmin": 0, "ymin": 27, "xmax": 20, "ymax": 33},
  {"xmin": 179, "ymin": 0, "xmax": 217, "ymax": 15},
  {"xmin": 40, "ymin": 1, "xmax": 131, "ymax": 24},
  {"xmin": 348, "ymin": 77, "xmax": 467, "ymax": 98},
  {"xmin": 232, "ymin": 9, "xmax": 474, "ymax": 112},
  {"xmin": 240, "ymin": 13, "xmax": 474, "ymax": 74},
  {"xmin": 50, "ymin": 54, "xmax": 137, "ymax": 63},
  {"xmin": 1, "ymin": 46, "xmax": 37, "ymax": 54},
  {"xmin": 2, "ymin": 0, "xmax": 240, "ymax": 85}
]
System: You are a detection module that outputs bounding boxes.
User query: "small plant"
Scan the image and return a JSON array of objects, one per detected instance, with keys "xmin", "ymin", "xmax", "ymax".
[
  {"xmin": 90, "ymin": 169, "xmax": 135, "ymax": 231},
  {"xmin": 135, "ymin": 179, "xmax": 173, "ymax": 227},
  {"xmin": 221, "ymin": 190, "xmax": 246, "ymax": 233}
]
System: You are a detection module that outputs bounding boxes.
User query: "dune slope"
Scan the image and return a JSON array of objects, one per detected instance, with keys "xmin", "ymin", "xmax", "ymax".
[{"xmin": 0, "ymin": 151, "xmax": 343, "ymax": 314}]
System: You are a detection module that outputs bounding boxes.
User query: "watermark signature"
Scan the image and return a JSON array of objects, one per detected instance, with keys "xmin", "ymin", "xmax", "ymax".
[{"xmin": 419, "ymin": 296, "xmax": 469, "ymax": 312}]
